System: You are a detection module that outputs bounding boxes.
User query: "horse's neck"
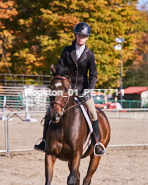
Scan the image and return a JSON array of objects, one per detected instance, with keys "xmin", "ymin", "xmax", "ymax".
[{"xmin": 66, "ymin": 96, "xmax": 75, "ymax": 108}]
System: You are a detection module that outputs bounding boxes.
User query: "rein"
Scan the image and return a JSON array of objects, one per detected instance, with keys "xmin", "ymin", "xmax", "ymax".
[
  {"xmin": 41, "ymin": 99, "xmax": 86, "ymax": 126},
  {"xmin": 63, "ymin": 99, "xmax": 86, "ymax": 115}
]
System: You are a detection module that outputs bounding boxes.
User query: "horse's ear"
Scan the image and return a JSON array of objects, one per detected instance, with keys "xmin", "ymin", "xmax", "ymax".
[
  {"xmin": 68, "ymin": 67, "xmax": 73, "ymax": 77},
  {"xmin": 51, "ymin": 64, "xmax": 56, "ymax": 75}
]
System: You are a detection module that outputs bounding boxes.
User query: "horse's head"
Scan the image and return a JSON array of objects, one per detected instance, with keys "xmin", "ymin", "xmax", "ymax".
[{"xmin": 49, "ymin": 64, "xmax": 72, "ymax": 123}]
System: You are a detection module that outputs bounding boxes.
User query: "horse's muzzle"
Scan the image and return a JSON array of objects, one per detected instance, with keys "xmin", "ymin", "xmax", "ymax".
[{"xmin": 50, "ymin": 112, "xmax": 61, "ymax": 123}]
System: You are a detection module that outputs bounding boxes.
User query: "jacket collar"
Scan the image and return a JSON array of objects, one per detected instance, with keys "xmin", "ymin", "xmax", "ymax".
[{"xmin": 70, "ymin": 42, "xmax": 89, "ymax": 64}]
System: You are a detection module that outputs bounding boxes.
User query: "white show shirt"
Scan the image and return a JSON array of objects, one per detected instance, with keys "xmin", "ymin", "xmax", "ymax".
[{"xmin": 76, "ymin": 43, "xmax": 85, "ymax": 60}]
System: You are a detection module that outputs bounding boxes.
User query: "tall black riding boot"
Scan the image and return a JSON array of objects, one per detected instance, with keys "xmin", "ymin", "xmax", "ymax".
[
  {"xmin": 34, "ymin": 116, "xmax": 50, "ymax": 151},
  {"xmin": 92, "ymin": 119, "xmax": 105, "ymax": 155}
]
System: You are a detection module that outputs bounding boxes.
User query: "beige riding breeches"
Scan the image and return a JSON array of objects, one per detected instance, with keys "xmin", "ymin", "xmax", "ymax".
[{"xmin": 85, "ymin": 96, "xmax": 98, "ymax": 121}]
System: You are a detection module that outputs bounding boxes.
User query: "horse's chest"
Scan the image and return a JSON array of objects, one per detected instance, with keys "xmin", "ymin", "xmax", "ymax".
[
  {"xmin": 46, "ymin": 127, "xmax": 64, "ymax": 155},
  {"xmin": 46, "ymin": 132, "xmax": 76, "ymax": 160},
  {"xmin": 46, "ymin": 121, "xmax": 85, "ymax": 159},
  {"xmin": 57, "ymin": 143, "xmax": 72, "ymax": 161},
  {"xmin": 46, "ymin": 139, "xmax": 71, "ymax": 159},
  {"xmin": 46, "ymin": 138, "xmax": 63, "ymax": 155}
]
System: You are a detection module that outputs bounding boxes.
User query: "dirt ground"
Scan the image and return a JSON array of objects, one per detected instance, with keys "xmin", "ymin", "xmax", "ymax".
[{"xmin": 0, "ymin": 116, "xmax": 148, "ymax": 185}]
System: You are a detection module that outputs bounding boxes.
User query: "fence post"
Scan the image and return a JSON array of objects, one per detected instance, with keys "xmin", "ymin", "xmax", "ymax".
[
  {"xmin": 5, "ymin": 117, "xmax": 8, "ymax": 156},
  {"xmin": 25, "ymin": 96, "xmax": 38, "ymax": 122},
  {"xmin": 0, "ymin": 96, "xmax": 6, "ymax": 120},
  {"xmin": 18, "ymin": 93, "xmax": 25, "ymax": 107},
  {"xmin": 25, "ymin": 96, "xmax": 31, "ymax": 121}
]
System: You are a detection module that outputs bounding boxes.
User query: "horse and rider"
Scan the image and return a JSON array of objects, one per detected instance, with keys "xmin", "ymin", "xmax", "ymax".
[
  {"xmin": 35, "ymin": 22, "xmax": 107, "ymax": 155},
  {"xmin": 34, "ymin": 22, "xmax": 110, "ymax": 185}
]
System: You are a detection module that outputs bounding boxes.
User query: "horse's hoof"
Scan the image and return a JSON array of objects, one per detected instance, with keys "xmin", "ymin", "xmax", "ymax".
[{"xmin": 67, "ymin": 176, "xmax": 76, "ymax": 185}]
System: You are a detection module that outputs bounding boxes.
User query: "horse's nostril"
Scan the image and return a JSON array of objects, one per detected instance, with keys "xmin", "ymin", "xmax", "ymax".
[
  {"xmin": 55, "ymin": 113, "xmax": 60, "ymax": 121},
  {"xmin": 51, "ymin": 112, "xmax": 61, "ymax": 123}
]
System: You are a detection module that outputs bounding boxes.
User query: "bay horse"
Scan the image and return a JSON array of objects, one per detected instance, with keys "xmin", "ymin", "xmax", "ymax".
[{"xmin": 45, "ymin": 65, "xmax": 110, "ymax": 185}]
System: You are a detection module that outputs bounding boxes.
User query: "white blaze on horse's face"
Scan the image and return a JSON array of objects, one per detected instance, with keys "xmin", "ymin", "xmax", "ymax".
[{"xmin": 55, "ymin": 82, "xmax": 62, "ymax": 88}]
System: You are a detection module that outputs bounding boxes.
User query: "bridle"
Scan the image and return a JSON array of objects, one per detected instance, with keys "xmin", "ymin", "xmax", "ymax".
[
  {"xmin": 49, "ymin": 75, "xmax": 86, "ymax": 115},
  {"xmin": 50, "ymin": 75, "xmax": 71, "ymax": 110}
]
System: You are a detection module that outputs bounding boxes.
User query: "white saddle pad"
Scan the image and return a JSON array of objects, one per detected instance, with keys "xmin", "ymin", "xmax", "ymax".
[{"xmin": 74, "ymin": 97, "xmax": 93, "ymax": 155}]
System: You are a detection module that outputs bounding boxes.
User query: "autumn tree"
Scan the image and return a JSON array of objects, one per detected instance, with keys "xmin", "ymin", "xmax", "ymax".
[
  {"xmin": 0, "ymin": 0, "xmax": 18, "ymax": 73},
  {"xmin": 1, "ymin": 0, "xmax": 148, "ymax": 88},
  {"xmin": 123, "ymin": 2, "xmax": 148, "ymax": 88},
  {"xmin": 5, "ymin": 0, "xmax": 79, "ymax": 75}
]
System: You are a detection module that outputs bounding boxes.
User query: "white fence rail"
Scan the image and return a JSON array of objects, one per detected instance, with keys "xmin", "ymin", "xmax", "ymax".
[
  {"xmin": 0, "ymin": 73, "xmax": 52, "ymax": 87},
  {"xmin": 0, "ymin": 110, "xmax": 148, "ymax": 156},
  {"xmin": 103, "ymin": 108, "xmax": 148, "ymax": 119},
  {"xmin": 0, "ymin": 87, "xmax": 50, "ymax": 111},
  {"xmin": 103, "ymin": 108, "xmax": 148, "ymax": 111},
  {"xmin": 6, "ymin": 111, "xmax": 46, "ymax": 156}
]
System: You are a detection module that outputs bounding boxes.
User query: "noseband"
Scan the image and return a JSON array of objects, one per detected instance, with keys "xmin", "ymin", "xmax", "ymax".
[{"xmin": 50, "ymin": 75, "xmax": 71, "ymax": 109}]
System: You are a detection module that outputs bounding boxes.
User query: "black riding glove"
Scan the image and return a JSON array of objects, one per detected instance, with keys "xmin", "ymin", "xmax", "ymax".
[{"xmin": 83, "ymin": 92, "xmax": 91, "ymax": 101}]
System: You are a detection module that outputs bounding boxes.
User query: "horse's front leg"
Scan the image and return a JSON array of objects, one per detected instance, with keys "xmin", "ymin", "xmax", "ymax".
[
  {"xmin": 45, "ymin": 154, "xmax": 56, "ymax": 185},
  {"xmin": 67, "ymin": 151, "xmax": 81, "ymax": 185}
]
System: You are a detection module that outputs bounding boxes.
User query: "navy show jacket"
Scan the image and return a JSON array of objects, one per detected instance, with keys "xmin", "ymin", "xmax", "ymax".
[{"xmin": 57, "ymin": 42, "xmax": 97, "ymax": 93}]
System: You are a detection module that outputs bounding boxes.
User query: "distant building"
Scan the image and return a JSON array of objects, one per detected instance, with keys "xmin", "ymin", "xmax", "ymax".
[{"xmin": 123, "ymin": 87, "xmax": 148, "ymax": 101}]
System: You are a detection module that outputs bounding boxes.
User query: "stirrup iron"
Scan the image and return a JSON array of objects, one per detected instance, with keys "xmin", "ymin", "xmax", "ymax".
[
  {"xmin": 94, "ymin": 142, "xmax": 106, "ymax": 156},
  {"xmin": 34, "ymin": 138, "xmax": 46, "ymax": 152}
]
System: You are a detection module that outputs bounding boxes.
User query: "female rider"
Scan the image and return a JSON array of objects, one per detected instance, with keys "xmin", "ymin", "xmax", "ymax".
[{"xmin": 34, "ymin": 22, "xmax": 105, "ymax": 155}]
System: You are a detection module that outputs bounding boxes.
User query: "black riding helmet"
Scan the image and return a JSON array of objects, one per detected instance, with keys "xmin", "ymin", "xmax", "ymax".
[{"xmin": 74, "ymin": 22, "xmax": 91, "ymax": 36}]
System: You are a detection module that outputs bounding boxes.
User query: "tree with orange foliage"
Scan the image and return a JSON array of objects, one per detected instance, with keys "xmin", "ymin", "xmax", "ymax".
[
  {"xmin": 1, "ymin": 0, "xmax": 148, "ymax": 88},
  {"xmin": 123, "ymin": 3, "xmax": 148, "ymax": 87},
  {"xmin": 0, "ymin": 0, "xmax": 18, "ymax": 73}
]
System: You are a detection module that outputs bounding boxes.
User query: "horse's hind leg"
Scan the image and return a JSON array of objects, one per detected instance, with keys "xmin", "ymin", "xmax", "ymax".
[
  {"xmin": 83, "ymin": 154, "xmax": 101, "ymax": 185},
  {"xmin": 45, "ymin": 154, "xmax": 56, "ymax": 185}
]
